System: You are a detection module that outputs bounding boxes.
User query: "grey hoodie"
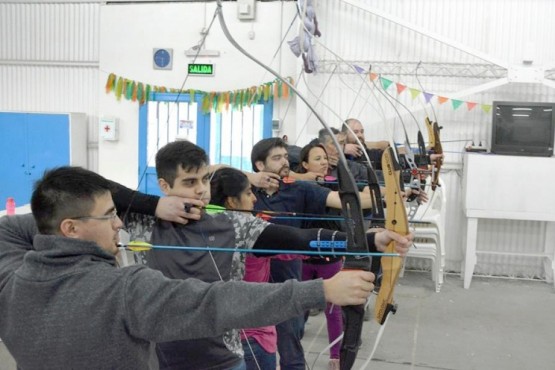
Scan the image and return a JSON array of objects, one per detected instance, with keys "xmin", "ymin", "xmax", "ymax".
[{"xmin": 0, "ymin": 214, "xmax": 326, "ymax": 370}]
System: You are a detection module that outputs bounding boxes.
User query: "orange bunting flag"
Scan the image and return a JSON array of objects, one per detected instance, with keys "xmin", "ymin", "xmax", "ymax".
[
  {"xmin": 396, "ymin": 83, "xmax": 407, "ymax": 95},
  {"xmin": 437, "ymin": 96, "xmax": 449, "ymax": 105},
  {"xmin": 131, "ymin": 81, "xmax": 138, "ymax": 102},
  {"xmin": 273, "ymin": 82, "xmax": 279, "ymax": 99},
  {"xmin": 466, "ymin": 102, "xmax": 477, "ymax": 111},
  {"xmin": 369, "ymin": 72, "xmax": 379, "ymax": 81},
  {"xmin": 105, "ymin": 73, "xmax": 116, "ymax": 93}
]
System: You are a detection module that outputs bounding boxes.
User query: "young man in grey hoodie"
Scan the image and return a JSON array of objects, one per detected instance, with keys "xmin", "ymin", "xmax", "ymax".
[{"xmin": 0, "ymin": 166, "xmax": 377, "ymax": 370}]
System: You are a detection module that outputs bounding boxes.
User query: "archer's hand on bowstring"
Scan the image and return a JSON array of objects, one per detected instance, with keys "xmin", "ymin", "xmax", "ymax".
[
  {"xmin": 403, "ymin": 187, "xmax": 429, "ymax": 204},
  {"xmin": 343, "ymin": 143, "xmax": 363, "ymax": 158},
  {"xmin": 155, "ymin": 197, "xmax": 204, "ymax": 225},
  {"xmin": 246, "ymin": 171, "xmax": 280, "ymax": 190},
  {"xmin": 287, "ymin": 170, "xmax": 323, "ymax": 182},
  {"xmin": 322, "ymin": 270, "xmax": 375, "ymax": 306},
  {"xmin": 371, "ymin": 229, "xmax": 414, "ymax": 257},
  {"xmin": 430, "ymin": 153, "xmax": 444, "ymax": 164}
]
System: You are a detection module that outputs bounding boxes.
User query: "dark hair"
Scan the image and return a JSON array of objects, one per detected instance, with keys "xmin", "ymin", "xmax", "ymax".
[
  {"xmin": 155, "ymin": 140, "xmax": 209, "ymax": 187},
  {"xmin": 250, "ymin": 137, "xmax": 287, "ymax": 173},
  {"xmin": 210, "ymin": 168, "xmax": 250, "ymax": 207},
  {"xmin": 31, "ymin": 166, "xmax": 113, "ymax": 234},
  {"xmin": 318, "ymin": 127, "xmax": 339, "ymax": 144},
  {"xmin": 296, "ymin": 143, "xmax": 328, "ymax": 173}
]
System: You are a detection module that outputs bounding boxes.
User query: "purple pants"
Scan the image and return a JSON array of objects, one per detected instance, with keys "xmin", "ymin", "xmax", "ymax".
[{"xmin": 302, "ymin": 259, "xmax": 343, "ymax": 359}]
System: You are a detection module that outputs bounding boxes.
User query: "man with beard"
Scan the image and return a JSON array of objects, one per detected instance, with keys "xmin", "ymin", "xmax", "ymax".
[
  {"xmin": 341, "ymin": 118, "xmax": 389, "ymax": 169},
  {"xmin": 250, "ymin": 137, "xmax": 375, "ymax": 370}
]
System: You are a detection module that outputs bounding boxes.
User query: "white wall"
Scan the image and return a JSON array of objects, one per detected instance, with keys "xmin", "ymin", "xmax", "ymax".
[
  {"xmin": 98, "ymin": 1, "xmax": 298, "ymax": 187},
  {"xmin": 0, "ymin": 1, "xmax": 101, "ymax": 170}
]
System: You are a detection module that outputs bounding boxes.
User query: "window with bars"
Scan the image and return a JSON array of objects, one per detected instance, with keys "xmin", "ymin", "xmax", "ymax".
[{"xmin": 138, "ymin": 93, "xmax": 272, "ymax": 195}]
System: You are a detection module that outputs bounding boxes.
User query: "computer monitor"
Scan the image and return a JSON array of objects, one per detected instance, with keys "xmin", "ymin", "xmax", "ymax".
[{"xmin": 491, "ymin": 101, "xmax": 555, "ymax": 157}]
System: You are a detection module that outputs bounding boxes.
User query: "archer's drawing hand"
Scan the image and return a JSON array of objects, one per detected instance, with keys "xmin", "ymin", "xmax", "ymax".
[{"xmin": 156, "ymin": 197, "xmax": 204, "ymax": 225}]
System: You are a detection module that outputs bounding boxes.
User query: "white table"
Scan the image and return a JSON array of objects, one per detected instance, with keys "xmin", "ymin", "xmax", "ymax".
[{"xmin": 462, "ymin": 153, "xmax": 555, "ymax": 288}]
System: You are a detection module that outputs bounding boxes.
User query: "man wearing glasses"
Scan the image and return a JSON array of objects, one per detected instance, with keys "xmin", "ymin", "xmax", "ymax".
[{"xmin": 0, "ymin": 166, "xmax": 376, "ymax": 370}]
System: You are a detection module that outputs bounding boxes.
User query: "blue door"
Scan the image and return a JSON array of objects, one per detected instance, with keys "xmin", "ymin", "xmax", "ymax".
[
  {"xmin": 0, "ymin": 113, "xmax": 29, "ymax": 206},
  {"xmin": 0, "ymin": 112, "xmax": 70, "ymax": 208}
]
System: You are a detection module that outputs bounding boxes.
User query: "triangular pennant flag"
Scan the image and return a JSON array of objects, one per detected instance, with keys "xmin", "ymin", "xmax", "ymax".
[
  {"xmin": 466, "ymin": 101, "xmax": 477, "ymax": 111},
  {"xmin": 249, "ymin": 86, "xmax": 258, "ymax": 105},
  {"xmin": 451, "ymin": 99, "xmax": 463, "ymax": 110},
  {"xmin": 242, "ymin": 89, "xmax": 249, "ymax": 107},
  {"xmin": 217, "ymin": 93, "xmax": 224, "ymax": 113},
  {"xmin": 396, "ymin": 83, "xmax": 407, "ymax": 95},
  {"xmin": 409, "ymin": 88, "xmax": 421, "ymax": 100},
  {"xmin": 243, "ymin": 89, "xmax": 250, "ymax": 107},
  {"xmin": 126, "ymin": 80, "xmax": 134, "ymax": 100},
  {"xmin": 282, "ymin": 82, "xmax": 289, "ymax": 99},
  {"xmin": 105, "ymin": 73, "xmax": 116, "ymax": 93},
  {"xmin": 481, "ymin": 104, "xmax": 492, "ymax": 113},
  {"xmin": 225, "ymin": 92, "xmax": 230, "ymax": 111},
  {"xmin": 131, "ymin": 81, "xmax": 138, "ymax": 102},
  {"xmin": 229, "ymin": 92, "xmax": 235, "ymax": 110},
  {"xmin": 145, "ymin": 84, "xmax": 151, "ymax": 102},
  {"xmin": 213, "ymin": 92, "xmax": 219, "ymax": 112},
  {"xmin": 380, "ymin": 77, "xmax": 393, "ymax": 90},
  {"xmin": 287, "ymin": 77, "xmax": 295, "ymax": 97},
  {"xmin": 423, "ymin": 92, "xmax": 434, "ymax": 103},
  {"xmin": 122, "ymin": 79, "xmax": 128, "ymax": 99},
  {"xmin": 353, "ymin": 65, "xmax": 366, "ymax": 74},
  {"xmin": 437, "ymin": 96, "xmax": 449, "ymax": 105},
  {"xmin": 137, "ymin": 82, "xmax": 144, "ymax": 104},
  {"xmin": 263, "ymin": 85, "xmax": 270, "ymax": 101},
  {"xmin": 115, "ymin": 77, "xmax": 123, "ymax": 101},
  {"xmin": 201, "ymin": 94, "xmax": 210, "ymax": 113},
  {"xmin": 369, "ymin": 72, "xmax": 378, "ymax": 81}
]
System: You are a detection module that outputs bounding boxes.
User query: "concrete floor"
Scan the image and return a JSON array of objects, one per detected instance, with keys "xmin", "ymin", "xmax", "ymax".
[
  {"xmin": 1, "ymin": 271, "xmax": 554, "ymax": 370},
  {"xmin": 302, "ymin": 271, "xmax": 555, "ymax": 370}
]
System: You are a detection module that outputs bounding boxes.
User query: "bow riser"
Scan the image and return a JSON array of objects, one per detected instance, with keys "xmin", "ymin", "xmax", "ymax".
[
  {"xmin": 431, "ymin": 121, "xmax": 443, "ymax": 190},
  {"xmin": 375, "ymin": 147, "xmax": 408, "ymax": 325},
  {"xmin": 425, "ymin": 117, "xmax": 436, "ymax": 148}
]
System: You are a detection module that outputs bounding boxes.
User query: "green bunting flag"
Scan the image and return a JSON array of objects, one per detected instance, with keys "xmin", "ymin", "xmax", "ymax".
[
  {"xmin": 379, "ymin": 77, "xmax": 393, "ymax": 90},
  {"xmin": 371, "ymin": 72, "xmax": 493, "ymax": 113},
  {"xmin": 451, "ymin": 99, "xmax": 463, "ymax": 110},
  {"xmin": 104, "ymin": 73, "xmax": 293, "ymax": 112}
]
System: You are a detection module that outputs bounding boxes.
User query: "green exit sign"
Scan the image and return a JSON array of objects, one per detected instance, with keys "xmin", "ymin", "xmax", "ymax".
[{"xmin": 188, "ymin": 63, "xmax": 214, "ymax": 76}]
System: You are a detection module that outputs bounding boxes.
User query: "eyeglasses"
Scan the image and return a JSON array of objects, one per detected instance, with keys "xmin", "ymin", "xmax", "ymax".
[{"xmin": 72, "ymin": 209, "xmax": 119, "ymax": 222}]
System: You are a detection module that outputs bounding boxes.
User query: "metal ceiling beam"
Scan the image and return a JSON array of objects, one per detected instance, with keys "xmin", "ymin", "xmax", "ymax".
[{"xmin": 341, "ymin": 0, "xmax": 510, "ymax": 69}]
